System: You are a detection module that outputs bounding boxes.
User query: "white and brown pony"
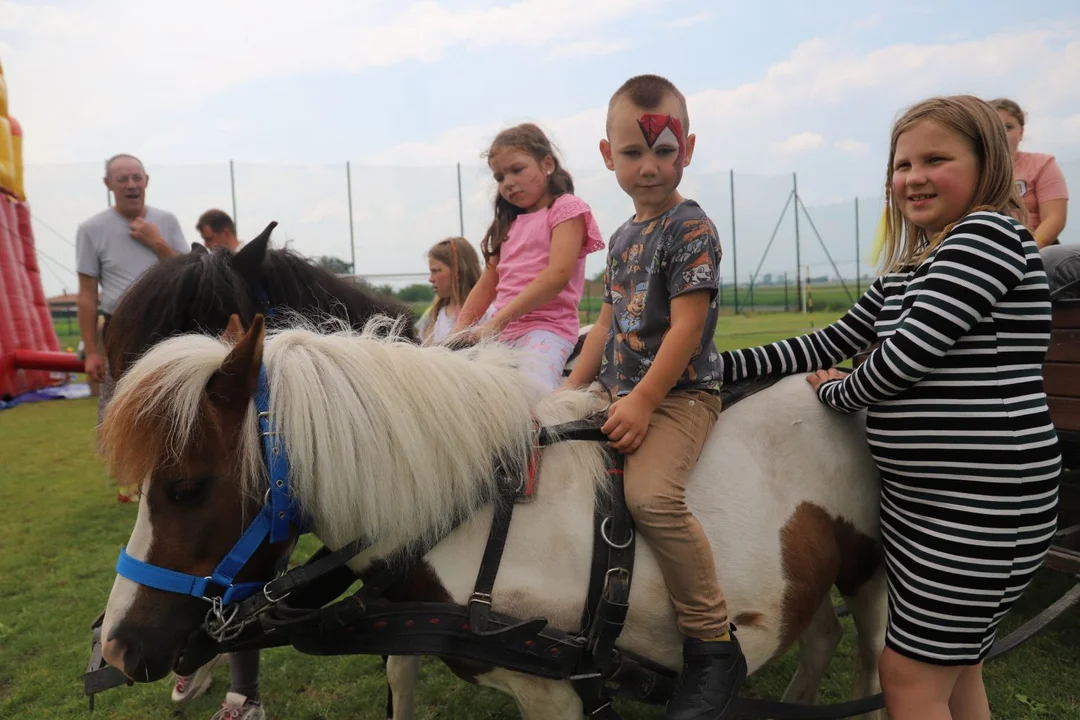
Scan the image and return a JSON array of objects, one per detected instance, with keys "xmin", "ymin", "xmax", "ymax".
[{"xmin": 97, "ymin": 315, "xmax": 887, "ymax": 719}]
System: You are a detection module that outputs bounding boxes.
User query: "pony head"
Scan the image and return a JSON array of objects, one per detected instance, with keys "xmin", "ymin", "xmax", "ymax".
[{"xmin": 98, "ymin": 315, "xmax": 293, "ymax": 682}]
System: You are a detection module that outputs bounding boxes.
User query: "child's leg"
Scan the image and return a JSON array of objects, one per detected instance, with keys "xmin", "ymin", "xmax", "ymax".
[
  {"xmin": 508, "ymin": 330, "xmax": 575, "ymax": 393},
  {"xmin": 228, "ymin": 649, "xmax": 261, "ymax": 702},
  {"xmin": 948, "ymin": 663, "xmax": 990, "ymax": 720},
  {"xmin": 879, "ymin": 647, "xmax": 965, "ymax": 720},
  {"xmin": 623, "ymin": 390, "xmax": 727, "ymax": 639}
]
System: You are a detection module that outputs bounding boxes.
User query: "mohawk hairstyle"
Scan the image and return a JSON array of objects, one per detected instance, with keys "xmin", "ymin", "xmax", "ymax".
[{"xmin": 607, "ymin": 74, "xmax": 690, "ymax": 135}]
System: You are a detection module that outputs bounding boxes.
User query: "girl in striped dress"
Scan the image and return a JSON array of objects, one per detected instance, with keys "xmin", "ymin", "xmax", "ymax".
[{"xmin": 719, "ymin": 95, "xmax": 1060, "ymax": 719}]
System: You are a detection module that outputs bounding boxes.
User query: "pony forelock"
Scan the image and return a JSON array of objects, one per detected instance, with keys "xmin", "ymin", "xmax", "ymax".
[{"xmin": 100, "ymin": 331, "xmax": 234, "ymax": 488}]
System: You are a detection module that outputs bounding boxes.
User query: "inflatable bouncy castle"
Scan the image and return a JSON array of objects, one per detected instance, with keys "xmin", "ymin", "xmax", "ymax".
[{"xmin": 0, "ymin": 58, "xmax": 74, "ymax": 399}]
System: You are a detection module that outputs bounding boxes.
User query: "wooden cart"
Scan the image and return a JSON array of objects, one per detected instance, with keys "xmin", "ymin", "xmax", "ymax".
[{"xmin": 1043, "ymin": 299, "xmax": 1080, "ymax": 574}]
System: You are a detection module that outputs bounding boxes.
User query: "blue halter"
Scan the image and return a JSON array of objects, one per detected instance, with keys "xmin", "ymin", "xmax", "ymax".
[{"xmin": 115, "ymin": 363, "xmax": 307, "ymax": 605}]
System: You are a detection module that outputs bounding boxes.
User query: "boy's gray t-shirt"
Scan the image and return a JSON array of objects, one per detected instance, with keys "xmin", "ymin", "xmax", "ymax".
[
  {"xmin": 75, "ymin": 207, "xmax": 189, "ymax": 313},
  {"xmin": 599, "ymin": 200, "xmax": 723, "ymax": 397}
]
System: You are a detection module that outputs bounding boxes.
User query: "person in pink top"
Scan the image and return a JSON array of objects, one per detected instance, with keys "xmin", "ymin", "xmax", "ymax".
[
  {"xmin": 454, "ymin": 122, "xmax": 605, "ymax": 392},
  {"xmin": 992, "ymin": 98, "xmax": 1069, "ymax": 248}
]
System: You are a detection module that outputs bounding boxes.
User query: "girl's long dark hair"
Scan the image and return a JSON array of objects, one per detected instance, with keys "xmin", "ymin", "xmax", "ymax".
[{"xmin": 480, "ymin": 123, "xmax": 574, "ymax": 263}]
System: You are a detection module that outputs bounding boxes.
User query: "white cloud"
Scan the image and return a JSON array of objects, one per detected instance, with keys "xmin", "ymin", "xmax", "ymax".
[
  {"xmin": 2, "ymin": 0, "xmax": 656, "ymax": 163},
  {"xmin": 772, "ymin": 132, "xmax": 826, "ymax": 153},
  {"xmin": 665, "ymin": 11, "xmax": 712, "ymax": 29},
  {"xmin": 367, "ymin": 104, "xmax": 609, "ymax": 172},
  {"xmin": 835, "ymin": 139, "xmax": 870, "ymax": 155}
]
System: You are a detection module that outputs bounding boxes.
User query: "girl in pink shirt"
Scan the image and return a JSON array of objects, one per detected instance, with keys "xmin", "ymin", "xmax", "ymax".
[
  {"xmin": 993, "ymin": 98, "xmax": 1069, "ymax": 247},
  {"xmin": 454, "ymin": 123, "xmax": 605, "ymax": 392}
]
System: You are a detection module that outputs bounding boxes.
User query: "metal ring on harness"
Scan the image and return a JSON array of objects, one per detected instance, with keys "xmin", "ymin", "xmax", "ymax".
[
  {"xmin": 600, "ymin": 517, "xmax": 633, "ymax": 550},
  {"xmin": 204, "ymin": 597, "xmax": 245, "ymax": 643}
]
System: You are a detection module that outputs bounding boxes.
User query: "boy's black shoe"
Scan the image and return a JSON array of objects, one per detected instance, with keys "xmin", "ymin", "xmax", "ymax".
[{"xmin": 665, "ymin": 631, "xmax": 747, "ymax": 720}]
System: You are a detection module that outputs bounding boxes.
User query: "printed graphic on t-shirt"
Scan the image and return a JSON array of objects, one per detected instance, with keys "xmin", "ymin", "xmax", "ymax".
[{"xmin": 599, "ymin": 201, "xmax": 722, "ymax": 396}]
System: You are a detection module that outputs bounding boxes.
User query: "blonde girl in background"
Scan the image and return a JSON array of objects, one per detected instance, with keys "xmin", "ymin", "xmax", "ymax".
[{"xmin": 416, "ymin": 236, "xmax": 488, "ymax": 344}]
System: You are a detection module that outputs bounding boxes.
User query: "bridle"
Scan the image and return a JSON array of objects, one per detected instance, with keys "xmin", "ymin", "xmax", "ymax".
[{"xmin": 113, "ymin": 363, "xmax": 309, "ymax": 639}]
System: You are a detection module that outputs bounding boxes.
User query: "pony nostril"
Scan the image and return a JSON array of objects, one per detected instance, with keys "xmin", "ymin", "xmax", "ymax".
[
  {"xmin": 104, "ymin": 627, "xmax": 175, "ymax": 682},
  {"xmin": 101, "ymin": 636, "xmax": 131, "ymax": 677}
]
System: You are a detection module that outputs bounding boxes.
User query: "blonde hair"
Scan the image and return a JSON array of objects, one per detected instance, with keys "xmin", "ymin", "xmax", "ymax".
[
  {"xmin": 879, "ymin": 95, "xmax": 1027, "ymax": 273},
  {"xmin": 424, "ymin": 237, "xmax": 482, "ymax": 342},
  {"xmin": 989, "ymin": 97, "xmax": 1025, "ymax": 127}
]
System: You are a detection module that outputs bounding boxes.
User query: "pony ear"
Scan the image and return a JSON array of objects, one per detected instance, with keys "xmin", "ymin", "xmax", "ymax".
[
  {"xmin": 222, "ymin": 313, "xmax": 245, "ymax": 344},
  {"xmin": 207, "ymin": 314, "xmax": 265, "ymax": 409},
  {"xmin": 232, "ymin": 222, "xmax": 277, "ymax": 273},
  {"xmin": 191, "ymin": 242, "xmax": 209, "ymax": 256}
]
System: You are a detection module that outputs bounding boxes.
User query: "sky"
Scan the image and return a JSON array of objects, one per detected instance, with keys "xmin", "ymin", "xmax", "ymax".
[{"xmin": 2, "ymin": 0, "xmax": 1080, "ymax": 298}]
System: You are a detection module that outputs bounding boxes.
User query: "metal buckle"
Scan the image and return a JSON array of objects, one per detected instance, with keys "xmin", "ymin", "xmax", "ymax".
[
  {"xmin": 602, "ymin": 567, "xmax": 630, "ymax": 595},
  {"xmin": 263, "ymin": 580, "xmax": 290, "ymax": 605}
]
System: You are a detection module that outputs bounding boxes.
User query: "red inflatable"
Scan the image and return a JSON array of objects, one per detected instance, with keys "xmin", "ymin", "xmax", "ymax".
[
  {"xmin": 0, "ymin": 195, "xmax": 68, "ymax": 398},
  {"xmin": 0, "ymin": 57, "xmax": 78, "ymax": 399}
]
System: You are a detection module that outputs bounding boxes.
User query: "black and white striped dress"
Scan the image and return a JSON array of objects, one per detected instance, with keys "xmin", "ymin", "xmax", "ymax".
[{"xmin": 720, "ymin": 211, "xmax": 1061, "ymax": 665}]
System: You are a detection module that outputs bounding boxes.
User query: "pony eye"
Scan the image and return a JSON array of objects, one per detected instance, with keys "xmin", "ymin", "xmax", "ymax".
[{"xmin": 166, "ymin": 477, "xmax": 209, "ymax": 503}]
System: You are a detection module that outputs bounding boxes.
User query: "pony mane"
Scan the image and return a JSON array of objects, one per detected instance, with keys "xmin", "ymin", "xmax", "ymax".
[
  {"xmin": 100, "ymin": 316, "xmax": 610, "ymax": 559},
  {"xmin": 105, "ymin": 244, "xmax": 415, "ymax": 378}
]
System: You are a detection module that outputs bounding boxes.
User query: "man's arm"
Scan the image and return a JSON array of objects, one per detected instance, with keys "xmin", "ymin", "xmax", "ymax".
[{"xmin": 76, "ymin": 273, "xmax": 105, "ymax": 382}]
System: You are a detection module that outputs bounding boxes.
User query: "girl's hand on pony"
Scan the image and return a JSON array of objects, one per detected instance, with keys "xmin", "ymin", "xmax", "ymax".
[
  {"xmin": 602, "ymin": 391, "xmax": 657, "ymax": 454},
  {"xmin": 468, "ymin": 321, "xmax": 503, "ymax": 344},
  {"xmin": 806, "ymin": 368, "xmax": 845, "ymax": 392}
]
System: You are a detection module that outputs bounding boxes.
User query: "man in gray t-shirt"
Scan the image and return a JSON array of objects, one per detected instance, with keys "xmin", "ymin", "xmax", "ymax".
[{"xmin": 75, "ymin": 154, "xmax": 188, "ymax": 471}]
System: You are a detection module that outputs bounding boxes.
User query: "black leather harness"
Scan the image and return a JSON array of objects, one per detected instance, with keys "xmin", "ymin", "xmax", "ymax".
[{"xmin": 84, "ymin": 378, "xmax": 787, "ymax": 717}]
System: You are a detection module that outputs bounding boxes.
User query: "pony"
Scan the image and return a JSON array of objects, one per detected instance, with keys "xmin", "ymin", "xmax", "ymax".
[
  {"xmin": 96, "ymin": 315, "xmax": 888, "ymax": 719},
  {"xmin": 99, "ymin": 223, "xmax": 422, "ymax": 708}
]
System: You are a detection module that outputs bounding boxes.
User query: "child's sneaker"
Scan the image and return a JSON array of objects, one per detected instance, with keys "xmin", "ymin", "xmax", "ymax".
[
  {"xmin": 210, "ymin": 692, "xmax": 266, "ymax": 720},
  {"xmin": 170, "ymin": 654, "xmax": 223, "ymax": 703}
]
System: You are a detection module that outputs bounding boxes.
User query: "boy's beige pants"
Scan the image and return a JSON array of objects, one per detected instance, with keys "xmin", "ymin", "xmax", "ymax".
[{"xmin": 623, "ymin": 389, "xmax": 728, "ymax": 639}]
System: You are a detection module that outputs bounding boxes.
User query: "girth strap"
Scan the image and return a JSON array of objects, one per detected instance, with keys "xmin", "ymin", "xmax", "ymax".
[
  {"xmin": 585, "ymin": 455, "xmax": 636, "ymax": 676},
  {"xmin": 468, "ymin": 489, "xmax": 549, "ymax": 641},
  {"xmin": 468, "ymin": 497, "xmax": 514, "ymax": 634}
]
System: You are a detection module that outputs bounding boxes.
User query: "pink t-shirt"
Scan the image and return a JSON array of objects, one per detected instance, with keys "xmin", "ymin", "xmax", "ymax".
[
  {"xmin": 494, "ymin": 193, "xmax": 605, "ymax": 344},
  {"xmin": 1014, "ymin": 151, "xmax": 1069, "ymax": 230}
]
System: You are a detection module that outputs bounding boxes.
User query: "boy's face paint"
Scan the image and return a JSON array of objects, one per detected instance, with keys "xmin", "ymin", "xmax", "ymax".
[{"xmin": 638, "ymin": 113, "xmax": 685, "ymax": 183}]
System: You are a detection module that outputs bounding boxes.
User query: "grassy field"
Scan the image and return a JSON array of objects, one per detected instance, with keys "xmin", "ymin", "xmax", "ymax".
[
  {"xmin": 577, "ymin": 283, "xmax": 865, "ymax": 320},
  {"xmin": 2, "ymin": 313, "xmax": 1080, "ymax": 719}
]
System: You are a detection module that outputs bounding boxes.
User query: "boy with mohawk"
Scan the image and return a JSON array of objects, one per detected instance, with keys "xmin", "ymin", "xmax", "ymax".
[{"xmin": 566, "ymin": 74, "xmax": 745, "ymax": 720}]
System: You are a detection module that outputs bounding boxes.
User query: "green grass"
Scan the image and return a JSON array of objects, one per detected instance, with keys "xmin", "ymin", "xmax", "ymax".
[
  {"xmin": 3, "ymin": 317, "xmax": 1080, "ymax": 719},
  {"xmin": 577, "ymin": 283, "xmax": 866, "ymax": 319}
]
